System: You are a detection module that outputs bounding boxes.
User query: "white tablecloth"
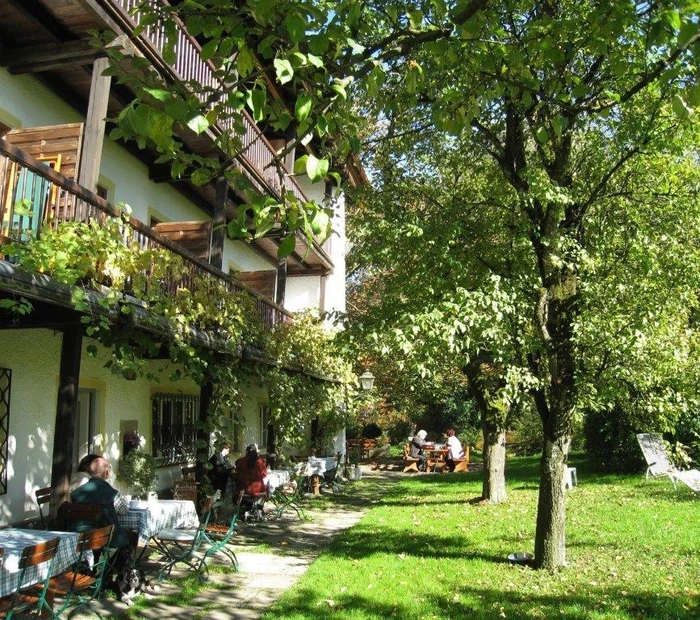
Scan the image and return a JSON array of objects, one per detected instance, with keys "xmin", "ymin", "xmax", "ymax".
[
  {"xmin": 266, "ymin": 469, "xmax": 291, "ymax": 492},
  {"xmin": 118, "ymin": 499, "xmax": 199, "ymax": 544},
  {"xmin": 0, "ymin": 529, "xmax": 79, "ymax": 598},
  {"xmin": 304, "ymin": 457, "xmax": 337, "ymax": 476}
]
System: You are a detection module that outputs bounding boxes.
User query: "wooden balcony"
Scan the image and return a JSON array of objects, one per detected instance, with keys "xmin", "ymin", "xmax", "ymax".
[
  {"xmin": 103, "ymin": 0, "xmax": 308, "ymax": 205},
  {"xmin": 0, "ymin": 139, "xmax": 292, "ymax": 331},
  {"xmin": 0, "ymin": 0, "xmax": 333, "ymax": 274}
]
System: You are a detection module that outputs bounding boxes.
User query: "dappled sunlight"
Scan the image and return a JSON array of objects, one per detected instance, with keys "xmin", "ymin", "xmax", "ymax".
[{"xmin": 257, "ymin": 463, "xmax": 700, "ymax": 620}]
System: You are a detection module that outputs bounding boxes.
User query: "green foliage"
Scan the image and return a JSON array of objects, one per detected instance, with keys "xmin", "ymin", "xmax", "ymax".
[
  {"xmin": 8, "ymin": 211, "xmax": 352, "ymax": 448},
  {"xmin": 117, "ymin": 450, "xmax": 157, "ymax": 498},
  {"xmin": 261, "ymin": 310, "xmax": 354, "ymax": 451}
]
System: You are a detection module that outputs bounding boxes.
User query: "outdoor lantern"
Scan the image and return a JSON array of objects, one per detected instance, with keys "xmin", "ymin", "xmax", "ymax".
[{"xmin": 359, "ymin": 370, "xmax": 375, "ymax": 392}]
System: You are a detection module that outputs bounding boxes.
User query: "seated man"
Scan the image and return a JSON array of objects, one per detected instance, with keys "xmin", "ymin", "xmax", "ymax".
[
  {"xmin": 71, "ymin": 456, "xmax": 138, "ymax": 566},
  {"xmin": 410, "ymin": 430, "xmax": 429, "ymax": 472},
  {"xmin": 208, "ymin": 441, "xmax": 233, "ymax": 497}
]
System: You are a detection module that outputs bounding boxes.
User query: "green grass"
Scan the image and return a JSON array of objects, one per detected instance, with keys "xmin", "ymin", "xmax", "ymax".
[{"xmin": 260, "ymin": 455, "xmax": 700, "ymax": 620}]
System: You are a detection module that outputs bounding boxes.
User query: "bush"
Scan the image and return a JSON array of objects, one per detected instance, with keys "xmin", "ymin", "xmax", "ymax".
[
  {"xmin": 361, "ymin": 423, "xmax": 382, "ymax": 439},
  {"xmin": 117, "ymin": 450, "xmax": 157, "ymax": 497},
  {"xmin": 583, "ymin": 407, "xmax": 644, "ymax": 473}
]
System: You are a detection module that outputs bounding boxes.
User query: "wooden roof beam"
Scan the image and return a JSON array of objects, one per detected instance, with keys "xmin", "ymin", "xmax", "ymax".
[
  {"xmin": 7, "ymin": 0, "xmax": 76, "ymax": 43},
  {"xmin": 1, "ymin": 40, "xmax": 104, "ymax": 74}
]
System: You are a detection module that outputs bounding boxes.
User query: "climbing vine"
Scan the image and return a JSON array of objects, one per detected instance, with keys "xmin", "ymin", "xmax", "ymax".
[
  {"xmin": 261, "ymin": 311, "xmax": 354, "ymax": 453},
  {"xmin": 1, "ymin": 209, "xmax": 352, "ymax": 448}
]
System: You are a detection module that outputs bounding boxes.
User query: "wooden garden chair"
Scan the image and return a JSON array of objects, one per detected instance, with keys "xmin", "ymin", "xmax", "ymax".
[
  {"xmin": 402, "ymin": 444, "xmax": 420, "ymax": 473},
  {"xmin": 0, "ymin": 537, "xmax": 60, "ymax": 619},
  {"xmin": 43, "ymin": 524, "xmax": 115, "ymax": 619},
  {"xmin": 35, "ymin": 486, "xmax": 52, "ymax": 529}
]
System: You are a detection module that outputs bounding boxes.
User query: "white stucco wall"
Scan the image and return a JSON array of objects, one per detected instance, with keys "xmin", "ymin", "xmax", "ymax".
[
  {"xmin": 0, "ymin": 329, "xmax": 61, "ymax": 525},
  {"xmin": 0, "ymin": 327, "xmax": 203, "ymax": 525},
  {"xmin": 0, "ymin": 66, "xmax": 349, "ymax": 522}
]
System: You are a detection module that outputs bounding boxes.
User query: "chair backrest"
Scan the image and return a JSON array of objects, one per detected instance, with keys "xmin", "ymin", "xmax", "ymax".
[
  {"xmin": 19, "ymin": 537, "xmax": 60, "ymax": 570},
  {"xmin": 76, "ymin": 524, "xmax": 114, "ymax": 554},
  {"xmin": 8, "ymin": 537, "xmax": 60, "ymax": 617},
  {"xmin": 637, "ymin": 433, "xmax": 677, "ymax": 476},
  {"xmin": 61, "ymin": 502, "xmax": 105, "ymax": 532},
  {"xmin": 35, "ymin": 486, "xmax": 52, "ymax": 528},
  {"xmin": 199, "ymin": 491, "xmax": 220, "ymax": 526}
]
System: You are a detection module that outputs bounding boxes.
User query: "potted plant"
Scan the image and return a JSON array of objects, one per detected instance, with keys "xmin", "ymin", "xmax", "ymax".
[{"xmin": 117, "ymin": 449, "xmax": 157, "ymax": 499}]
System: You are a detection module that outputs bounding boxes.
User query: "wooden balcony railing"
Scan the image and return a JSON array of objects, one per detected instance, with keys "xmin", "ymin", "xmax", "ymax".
[
  {"xmin": 0, "ymin": 139, "xmax": 292, "ymax": 330},
  {"xmin": 102, "ymin": 0, "xmax": 308, "ymax": 204}
]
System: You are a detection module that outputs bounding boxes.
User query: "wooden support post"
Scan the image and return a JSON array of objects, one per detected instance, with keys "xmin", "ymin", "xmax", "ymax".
[
  {"xmin": 77, "ymin": 57, "xmax": 111, "ymax": 192},
  {"xmin": 210, "ymin": 177, "xmax": 227, "ymax": 270},
  {"xmin": 50, "ymin": 322, "xmax": 83, "ymax": 516},
  {"xmin": 276, "ymin": 258, "xmax": 287, "ymax": 307},
  {"xmin": 197, "ymin": 381, "xmax": 213, "ymax": 483}
]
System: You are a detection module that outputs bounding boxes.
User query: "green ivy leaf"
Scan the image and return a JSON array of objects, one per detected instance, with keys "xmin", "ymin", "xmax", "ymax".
[
  {"xmin": 309, "ymin": 208, "xmax": 330, "ymax": 236},
  {"xmin": 164, "ymin": 98, "xmax": 191, "ymax": 122},
  {"xmin": 237, "ymin": 47, "xmax": 256, "ymax": 77},
  {"xmin": 278, "ymin": 234, "xmax": 297, "ymax": 258},
  {"xmin": 306, "ymin": 154, "xmax": 329, "ymax": 182},
  {"xmin": 246, "ymin": 88, "xmax": 266, "ymax": 122},
  {"xmin": 285, "ymin": 13, "xmax": 306, "ymax": 44},
  {"xmin": 187, "ymin": 114, "xmax": 210, "ymax": 135},
  {"xmin": 294, "ymin": 154, "xmax": 309, "ymax": 175},
  {"xmin": 330, "ymin": 83, "xmax": 346, "ymax": 100},
  {"xmin": 144, "ymin": 88, "xmax": 172, "ymax": 102},
  {"xmin": 295, "ymin": 95, "xmax": 313, "ymax": 121},
  {"xmin": 274, "ymin": 58, "xmax": 294, "ymax": 85}
]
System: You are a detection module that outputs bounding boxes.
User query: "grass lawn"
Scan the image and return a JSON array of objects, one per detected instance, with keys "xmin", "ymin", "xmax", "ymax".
[{"xmin": 261, "ymin": 455, "xmax": 700, "ymax": 620}]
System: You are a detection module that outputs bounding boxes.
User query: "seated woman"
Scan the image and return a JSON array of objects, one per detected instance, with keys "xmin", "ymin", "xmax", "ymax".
[
  {"xmin": 445, "ymin": 429, "xmax": 465, "ymax": 472},
  {"xmin": 233, "ymin": 444, "xmax": 269, "ymax": 519}
]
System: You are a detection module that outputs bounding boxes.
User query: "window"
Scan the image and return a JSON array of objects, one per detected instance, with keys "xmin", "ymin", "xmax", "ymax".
[{"xmin": 152, "ymin": 393, "xmax": 199, "ymax": 464}]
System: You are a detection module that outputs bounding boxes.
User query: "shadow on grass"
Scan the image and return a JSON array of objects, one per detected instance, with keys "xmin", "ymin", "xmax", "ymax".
[{"xmin": 263, "ymin": 580, "xmax": 697, "ymax": 620}]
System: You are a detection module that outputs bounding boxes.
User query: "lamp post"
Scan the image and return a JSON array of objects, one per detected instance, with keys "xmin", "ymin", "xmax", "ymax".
[
  {"xmin": 344, "ymin": 370, "xmax": 376, "ymax": 479},
  {"xmin": 359, "ymin": 370, "xmax": 375, "ymax": 392}
]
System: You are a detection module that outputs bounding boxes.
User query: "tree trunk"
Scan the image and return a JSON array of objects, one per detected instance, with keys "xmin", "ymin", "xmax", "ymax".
[
  {"xmin": 531, "ymin": 266, "xmax": 578, "ymax": 569},
  {"xmin": 482, "ymin": 424, "xmax": 507, "ymax": 502},
  {"xmin": 534, "ymin": 434, "xmax": 570, "ymax": 568},
  {"xmin": 463, "ymin": 361, "xmax": 509, "ymax": 504}
]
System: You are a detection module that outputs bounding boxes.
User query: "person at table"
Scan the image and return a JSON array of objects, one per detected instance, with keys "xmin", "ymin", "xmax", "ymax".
[
  {"xmin": 208, "ymin": 440, "xmax": 234, "ymax": 496},
  {"xmin": 445, "ymin": 428, "xmax": 466, "ymax": 472},
  {"xmin": 233, "ymin": 443, "xmax": 269, "ymax": 499},
  {"xmin": 68, "ymin": 453, "xmax": 100, "ymax": 493},
  {"xmin": 71, "ymin": 456, "xmax": 138, "ymax": 555},
  {"xmin": 410, "ymin": 430, "xmax": 429, "ymax": 472}
]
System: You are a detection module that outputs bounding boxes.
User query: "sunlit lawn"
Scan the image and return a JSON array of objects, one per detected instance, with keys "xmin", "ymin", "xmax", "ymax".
[{"xmin": 261, "ymin": 455, "xmax": 700, "ymax": 620}]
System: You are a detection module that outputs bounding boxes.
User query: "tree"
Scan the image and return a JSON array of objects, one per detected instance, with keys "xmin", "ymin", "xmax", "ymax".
[{"xmin": 107, "ymin": 0, "xmax": 700, "ymax": 570}]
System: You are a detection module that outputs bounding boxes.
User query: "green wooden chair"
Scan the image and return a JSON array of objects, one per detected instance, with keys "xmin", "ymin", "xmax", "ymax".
[
  {"xmin": 0, "ymin": 537, "xmax": 60, "ymax": 619},
  {"xmin": 45, "ymin": 524, "xmax": 115, "ymax": 619},
  {"xmin": 153, "ymin": 492, "xmax": 218, "ymax": 582}
]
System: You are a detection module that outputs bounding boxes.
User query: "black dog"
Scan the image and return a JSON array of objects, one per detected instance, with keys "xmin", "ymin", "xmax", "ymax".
[{"xmin": 111, "ymin": 564, "xmax": 158, "ymax": 605}]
